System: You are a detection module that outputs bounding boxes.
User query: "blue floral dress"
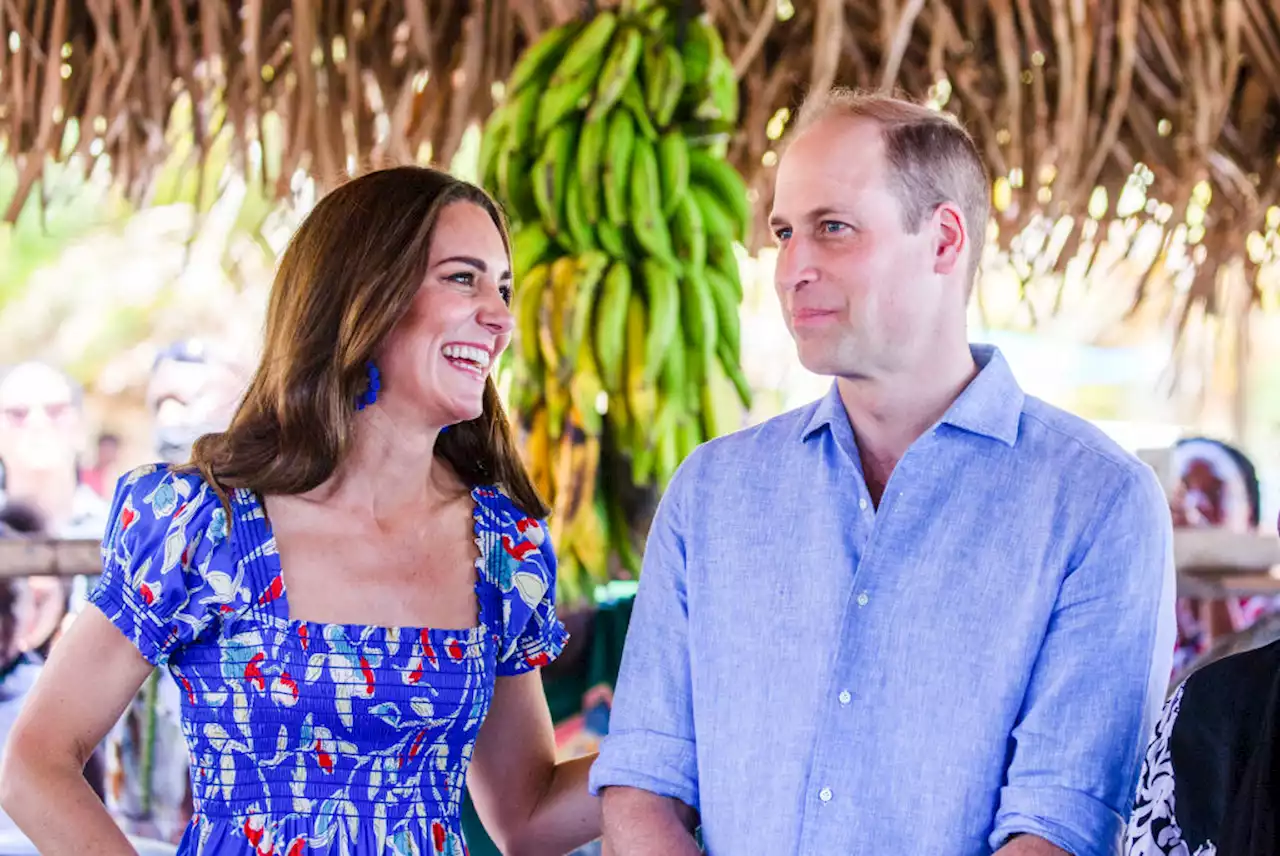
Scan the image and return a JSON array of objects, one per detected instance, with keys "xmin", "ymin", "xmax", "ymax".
[{"xmin": 89, "ymin": 464, "xmax": 567, "ymax": 856}]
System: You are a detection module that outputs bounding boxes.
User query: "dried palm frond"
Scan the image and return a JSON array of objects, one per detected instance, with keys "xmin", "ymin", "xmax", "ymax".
[{"xmin": 3, "ymin": 0, "xmax": 1280, "ymax": 328}]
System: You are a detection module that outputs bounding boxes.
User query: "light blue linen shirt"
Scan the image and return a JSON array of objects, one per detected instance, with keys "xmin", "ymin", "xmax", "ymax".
[{"xmin": 588, "ymin": 344, "xmax": 1177, "ymax": 856}]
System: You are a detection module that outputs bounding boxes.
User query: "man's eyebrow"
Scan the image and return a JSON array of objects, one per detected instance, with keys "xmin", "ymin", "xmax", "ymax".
[{"xmin": 768, "ymin": 206, "xmax": 845, "ymax": 227}]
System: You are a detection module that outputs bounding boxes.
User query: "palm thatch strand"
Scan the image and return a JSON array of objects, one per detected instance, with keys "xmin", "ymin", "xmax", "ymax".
[{"xmin": 3, "ymin": 0, "xmax": 1279, "ymax": 326}]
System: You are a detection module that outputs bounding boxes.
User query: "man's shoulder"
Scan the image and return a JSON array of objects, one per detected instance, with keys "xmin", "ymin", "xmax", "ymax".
[
  {"xmin": 685, "ymin": 398, "xmax": 822, "ymax": 466},
  {"xmin": 1018, "ymin": 394, "xmax": 1154, "ymax": 485}
]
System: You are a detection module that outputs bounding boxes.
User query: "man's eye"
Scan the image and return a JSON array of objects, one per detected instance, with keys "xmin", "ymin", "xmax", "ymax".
[
  {"xmin": 822, "ymin": 221, "xmax": 850, "ymax": 235},
  {"xmin": 774, "ymin": 227, "xmax": 792, "ymax": 242}
]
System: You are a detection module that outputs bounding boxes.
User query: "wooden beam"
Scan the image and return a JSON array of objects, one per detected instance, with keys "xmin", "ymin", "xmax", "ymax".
[
  {"xmin": 0, "ymin": 539, "xmax": 102, "ymax": 579},
  {"xmin": 1175, "ymin": 529, "xmax": 1280, "ymax": 576}
]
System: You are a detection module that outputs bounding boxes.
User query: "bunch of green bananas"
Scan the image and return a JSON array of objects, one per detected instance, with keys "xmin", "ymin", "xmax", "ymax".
[{"xmin": 479, "ymin": 2, "xmax": 752, "ymax": 606}]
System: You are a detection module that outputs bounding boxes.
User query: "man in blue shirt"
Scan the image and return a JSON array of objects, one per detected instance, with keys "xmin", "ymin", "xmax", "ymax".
[{"xmin": 588, "ymin": 89, "xmax": 1177, "ymax": 855}]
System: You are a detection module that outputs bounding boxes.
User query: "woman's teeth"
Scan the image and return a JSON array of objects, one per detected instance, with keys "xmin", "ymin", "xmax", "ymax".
[{"xmin": 442, "ymin": 344, "xmax": 491, "ymax": 373}]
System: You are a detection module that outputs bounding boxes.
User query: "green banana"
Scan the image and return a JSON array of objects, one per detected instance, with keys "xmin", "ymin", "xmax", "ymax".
[
  {"xmin": 671, "ymin": 193, "xmax": 707, "ymax": 272},
  {"xmin": 643, "ymin": 44, "xmax": 669, "ymax": 117},
  {"xmin": 717, "ymin": 339, "xmax": 752, "ymax": 409},
  {"xmin": 564, "ymin": 177, "xmax": 597, "ymax": 253},
  {"xmin": 477, "ymin": 107, "xmax": 512, "ymax": 194},
  {"xmin": 659, "ymin": 328, "xmax": 687, "ymax": 405},
  {"xmin": 708, "ymin": 238, "xmax": 743, "ymax": 300},
  {"xmin": 508, "ymin": 81, "xmax": 543, "ymax": 147},
  {"xmin": 703, "ymin": 53, "xmax": 740, "ymax": 126},
  {"xmin": 594, "ymin": 261, "xmax": 632, "ymax": 393},
  {"xmin": 570, "ymin": 339, "xmax": 606, "ymax": 437},
  {"xmin": 639, "ymin": 3, "xmax": 668, "ymax": 32},
  {"xmin": 655, "ymin": 414, "xmax": 680, "ymax": 489},
  {"xmin": 588, "ymin": 27, "xmax": 644, "ymax": 122},
  {"xmin": 497, "ymin": 141, "xmax": 539, "ymax": 225},
  {"xmin": 658, "ymin": 131, "xmax": 690, "ymax": 217},
  {"xmin": 536, "ymin": 72, "xmax": 598, "ymax": 142},
  {"xmin": 516, "ymin": 263, "xmax": 550, "ymax": 367},
  {"xmin": 511, "ymin": 224, "xmax": 553, "ymax": 280},
  {"xmin": 508, "ymin": 21, "xmax": 580, "ymax": 96},
  {"xmin": 655, "ymin": 45, "xmax": 686, "ymax": 129},
  {"xmin": 619, "ymin": 78, "xmax": 659, "ymax": 141},
  {"xmin": 550, "ymin": 12, "xmax": 618, "ymax": 88},
  {"xmin": 597, "ymin": 220, "xmax": 629, "ymax": 259},
  {"xmin": 689, "ymin": 148, "xmax": 751, "ymax": 241},
  {"xmin": 682, "ymin": 267, "xmax": 719, "ymax": 377},
  {"xmin": 568, "ymin": 251, "xmax": 611, "ymax": 358},
  {"xmin": 531, "ymin": 122, "xmax": 577, "ymax": 241},
  {"xmin": 629, "ymin": 136, "xmax": 679, "ymax": 267},
  {"xmin": 640, "ymin": 258, "xmax": 680, "ymax": 383},
  {"xmin": 602, "ymin": 109, "xmax": 636, "ymax": 227},
  {"xmin": 675, "ymin": 15, "xmax": 713, "ymax": 95},
  {"xmin": 704, "ymin": 266, "xmax": 742, "ymax": 356},
  {"xmin": 576, "ymin": 116, "xmax": 608, "ymax": 224},
  {"xmin": 691, "ymin": 184, "xmax": 736, "ymax": 244}
]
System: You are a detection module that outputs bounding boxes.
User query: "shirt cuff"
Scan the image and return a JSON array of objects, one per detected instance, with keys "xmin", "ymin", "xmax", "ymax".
[
  {"xmin": 990, "ymin": 784, "xmax": 1123, "ymax": 856},
  {"xmin": 587, "ymin": 729, "xmax": 700, "ymax": 811}
]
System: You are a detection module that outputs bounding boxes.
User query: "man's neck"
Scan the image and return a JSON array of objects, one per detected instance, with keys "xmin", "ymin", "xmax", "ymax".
[{"xmin": 837, "ymin": 349, "xmax": 979, "ymax": 505}]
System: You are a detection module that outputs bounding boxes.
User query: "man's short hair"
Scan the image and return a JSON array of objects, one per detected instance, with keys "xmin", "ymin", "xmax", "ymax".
[{"xmin": 789, "ymin": 88, "xmax": 991, "ymax": 288}]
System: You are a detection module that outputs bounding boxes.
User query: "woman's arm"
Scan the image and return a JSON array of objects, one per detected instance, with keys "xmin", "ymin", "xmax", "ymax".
[
  {"xmin": 468, "ymin": 670, "xmax": 601, "ymax": 856},
  {"xmin": 0, "ymin": 607, "xmax": 155, "ymax": 855}
]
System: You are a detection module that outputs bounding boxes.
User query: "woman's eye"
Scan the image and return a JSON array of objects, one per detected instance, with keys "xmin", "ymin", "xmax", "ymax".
[
  {"xmin": 499, "ymin": 285, "xmax": 513, "ymax": 305},
  {"xmin": 447, "ymin": 271, "xmax": 475, "ymax": 285}
]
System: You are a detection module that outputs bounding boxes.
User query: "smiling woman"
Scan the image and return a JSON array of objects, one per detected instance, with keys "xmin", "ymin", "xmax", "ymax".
[{"xmin": 0, "ymin": 167, "xmax": 602, "ymax": 856}]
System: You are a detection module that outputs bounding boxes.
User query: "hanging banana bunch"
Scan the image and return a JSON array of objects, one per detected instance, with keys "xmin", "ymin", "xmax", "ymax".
[{"xmin": 479, "ymin": 1, "xmax": 752, "ymax": 606}]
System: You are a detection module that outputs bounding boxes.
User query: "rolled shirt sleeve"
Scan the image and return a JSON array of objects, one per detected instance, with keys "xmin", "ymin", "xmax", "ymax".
[
  {"xmin": 587, "ymin": 465, "xmax": 699, "ymax": 811},
  {"xmin": 990, "ymin": 465, "xmax": 1177, "ymax": 856}
]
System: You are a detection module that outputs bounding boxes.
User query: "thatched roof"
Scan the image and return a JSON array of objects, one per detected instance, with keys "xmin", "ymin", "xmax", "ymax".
[{"xmin": 4, "ymin": 0, "xmax": 1279, "ymax": 327}]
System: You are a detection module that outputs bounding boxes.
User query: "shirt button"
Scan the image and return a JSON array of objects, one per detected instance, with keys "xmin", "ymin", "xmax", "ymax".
[
  {"xmin": 858, "ymin": 497, "xmax": 868, "ymax": 511},
  {"xmin": 819, "ymin": 787, "xmax": 833, "ymax": 803},
  {"xmin": 857, "ymin": 592, "xmax": 870, "ymax": 607},
  {"xmin": 838, "ymin": 690, "xmax": 852, "ymax": 705}
]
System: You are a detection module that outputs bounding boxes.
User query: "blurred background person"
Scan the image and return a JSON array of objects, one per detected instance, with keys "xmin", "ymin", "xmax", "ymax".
[
  {"xmin": 145, "ymin": 340, "xmax": 246, "ymax": 466},
  {"xmin": 104, "ymin": 339, "xmax": 245, "ymax": 843},
  {"xmin": 0, "ymin": 362, "xmax": 108, "ymax": 541},
  {"xmin": 80, "ymin": 433, "xmax": 122, "ymax": 501},
  {"xmin": 1169, "ymin": 437, "xmax": 1273, "ymax": 680}
]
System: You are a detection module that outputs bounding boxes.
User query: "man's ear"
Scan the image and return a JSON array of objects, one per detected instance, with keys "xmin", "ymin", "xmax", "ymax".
[{"xmin": 932, "ymin": 202, "xmax": 966, "ymax": 277}]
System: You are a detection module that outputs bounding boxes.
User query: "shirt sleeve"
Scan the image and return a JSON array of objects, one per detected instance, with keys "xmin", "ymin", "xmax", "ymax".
[
  {"xmin": 990, "ymin": 466, "xmax": 1177, "ymax": 856},
  {"xmin": 496, "ymin": 516, "xmax": 569, "ymax": 677},
  {"xmin": 87, "ymin": 465, "xmax": 230, "ymax": 667},
  {"xmin": 588, "ymin": 470, "xmax": 699, "ymax": 811}
]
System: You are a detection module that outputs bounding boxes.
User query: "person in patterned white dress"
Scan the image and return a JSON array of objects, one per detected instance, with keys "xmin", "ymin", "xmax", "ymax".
[
  {"xmin": 0, "ymin": 167, "xmax": 602, "ymax": 855},
  {"xmin": 1125, "ymin": 501, "xmax": 1280, "ymax": 856}
]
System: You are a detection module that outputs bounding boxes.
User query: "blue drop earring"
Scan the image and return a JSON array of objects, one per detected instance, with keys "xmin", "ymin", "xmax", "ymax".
[{"xmin": 355, "ymin": 361, "xmax": 381, "ymax": 411}]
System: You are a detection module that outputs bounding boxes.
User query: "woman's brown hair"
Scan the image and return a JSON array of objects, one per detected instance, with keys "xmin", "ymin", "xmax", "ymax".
[{"xmin": 187, "ymin": 166, "xmax": 549, "ymax": 519}]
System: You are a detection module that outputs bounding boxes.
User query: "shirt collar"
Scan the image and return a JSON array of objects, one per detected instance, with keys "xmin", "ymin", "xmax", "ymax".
[{"xmin": 800, "ymin": 344, "xmax": 1025, "ymax": 447}]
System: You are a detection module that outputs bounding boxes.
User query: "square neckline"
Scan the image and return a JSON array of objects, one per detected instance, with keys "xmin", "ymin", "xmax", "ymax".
[{"xmin": 239, "ymin": 485, "xmax": 491, "ymax": 642}]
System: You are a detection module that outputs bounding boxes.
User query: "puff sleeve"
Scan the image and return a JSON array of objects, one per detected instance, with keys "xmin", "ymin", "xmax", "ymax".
[
  {"xmin": 88, "ymin": 464, "xmax": 232, "ymax": 666},
  {"xmin": 475, "ymin": 490, "xmax": 569, "ymax": 677}
]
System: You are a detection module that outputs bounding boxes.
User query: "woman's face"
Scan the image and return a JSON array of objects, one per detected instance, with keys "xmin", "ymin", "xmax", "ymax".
[{"xmin": 376, "ymin": 201, "xmax": 514, "ymax": 427}]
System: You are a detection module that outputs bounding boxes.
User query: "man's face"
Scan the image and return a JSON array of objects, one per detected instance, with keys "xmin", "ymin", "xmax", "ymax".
[
  {"xmin": 769, "ymin": 116, "xmax": 958, "ymax": 380},
  {"xmin": 148, "ymin": 358, "xmax": 244, "ymax": 462},
  {"xmin": 0, "ymin": 363, "xmax": 80, "ymax": 474}
]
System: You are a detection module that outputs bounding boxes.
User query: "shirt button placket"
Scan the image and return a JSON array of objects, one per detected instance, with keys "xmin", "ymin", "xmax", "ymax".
[
  {"xmin": 818, "ymin": 787, "xmax": 833, "ymax": 803},
  {"xmin": 838, "ymin": 690, "xmax": 852, "ymax": 705}
]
